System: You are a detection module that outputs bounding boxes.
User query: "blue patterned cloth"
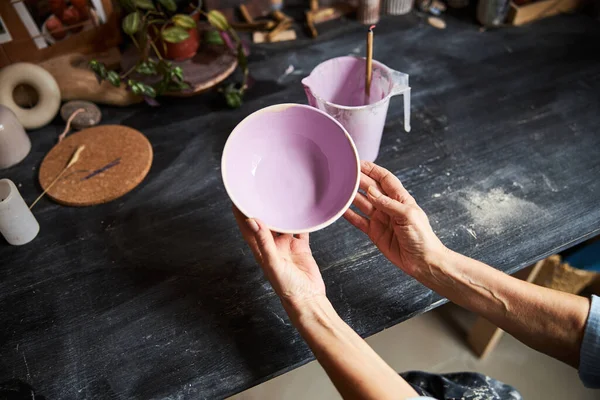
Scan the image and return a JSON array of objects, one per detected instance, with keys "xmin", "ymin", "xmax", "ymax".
[
  {"xmin": 580, "ymin": 295, "xmax": 600, "ymax": 388},
  {"xmin": 402, "ymin": 371, "xmax": 522, "ymax": 399}
]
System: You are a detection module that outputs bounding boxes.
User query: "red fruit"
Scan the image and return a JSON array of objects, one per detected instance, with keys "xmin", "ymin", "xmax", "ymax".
[
  {"xmin": 49, "ymin": 0, "xmax": 67, "ymax": 17},
  {"xmin": 46, "ymin": 15, "xmax": 67, "ymax": 40},
  {"xmin": 71, "ymin": 0, "xmax": 90, "ymax": 19},
  {"xmin": 62, "ymin": 6, "xmax": 83, "ymax": 33}
]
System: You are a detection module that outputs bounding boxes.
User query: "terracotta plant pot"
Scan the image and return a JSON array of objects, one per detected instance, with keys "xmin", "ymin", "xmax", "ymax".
[{"xmin": 161, "ymin": 27, "xmax": 201, "ymax": 61}]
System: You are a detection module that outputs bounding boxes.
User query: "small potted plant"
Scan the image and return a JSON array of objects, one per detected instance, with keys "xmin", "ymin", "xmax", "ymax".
[{"xmin": 90, "ymin": 0, "xmax": 249, "ymax": 107}]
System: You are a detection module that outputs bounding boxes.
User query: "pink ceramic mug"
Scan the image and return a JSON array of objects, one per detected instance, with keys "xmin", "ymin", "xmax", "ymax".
[{"xmin": 302, "ymin": 56, "xmax": 411, "ymax": 162}]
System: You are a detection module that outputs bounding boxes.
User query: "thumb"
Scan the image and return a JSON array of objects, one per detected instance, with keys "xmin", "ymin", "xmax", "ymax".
[
  {"xmin": 246, "ymin": 218, "xmax": 279, "ymax": 267},
  {"xmin": 367, "ymin": 186, "xmax": 411, "ymax": 220}
]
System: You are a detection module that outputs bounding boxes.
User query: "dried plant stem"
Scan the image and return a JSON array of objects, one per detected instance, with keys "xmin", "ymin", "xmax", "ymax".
[
  {"xmin": 29, "ymin": 146, "xmax": 85, "ymax": 210},
  {"xmin": 58, "ymin": 108, "xmax": 85, "ymax": 143}
]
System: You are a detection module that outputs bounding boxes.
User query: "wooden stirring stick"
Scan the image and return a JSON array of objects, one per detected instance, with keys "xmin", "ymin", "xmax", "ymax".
[
  {"xmin": 365, "ymin": 25, "xmax": 375, "ymax": 98},
  {"xmin": 365, "ymin": 25, "xmax": 375, "ymax": 97}
]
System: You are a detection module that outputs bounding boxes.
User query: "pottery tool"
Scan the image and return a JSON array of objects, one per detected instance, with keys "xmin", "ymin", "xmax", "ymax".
[
  {"xmin": 239, "ymin": 4, "xmax": 254, "ymax": 22},
  {"xmin": 38, "ymin": 125, "xmax": 153, "ymax": 206},
  {"xmin": 267, "ymin": 19, "xmax": 292, "ymax": 41},
  {"xmin": 305, "ymin": 4, "xmax": 353, "ymax": 38},
  {"xmin": 365, "ymin": 25, "xmax": 375, "ymax": 98},
  {"xmin": 30, "ymin": 145, "xmax": 85, "ymax": 209},
  {"xmin": 231, "ymin": 20, "xmax": 277, "ymax": 30},
  {"xmin": 253, "ymin": 29, "xmax": 296, "ymax": 43}
]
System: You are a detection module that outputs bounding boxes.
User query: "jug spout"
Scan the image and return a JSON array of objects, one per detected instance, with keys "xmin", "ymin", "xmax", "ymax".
[
  {"xmin": 390, "ymin": 69, "xmax": 411, "ymax": 133},
  {"xmin": 302, "ymin": 77, "xmax": 318, "ymax": 108}
]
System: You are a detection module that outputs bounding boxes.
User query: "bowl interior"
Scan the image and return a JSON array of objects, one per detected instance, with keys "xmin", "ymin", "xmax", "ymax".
[{"xmin": 223, "ymin": 105, "xmax": 359, "ymax": 232}]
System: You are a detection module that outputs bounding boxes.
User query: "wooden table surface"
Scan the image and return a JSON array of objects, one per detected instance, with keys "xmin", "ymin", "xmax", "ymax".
[{"xmin": 1, "ymin": 12, "xmax": 600, "ymax": 400}]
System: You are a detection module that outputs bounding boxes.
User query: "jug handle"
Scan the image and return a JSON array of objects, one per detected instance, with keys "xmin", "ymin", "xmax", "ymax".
[{"xmin": 390, "ymin": 70, "xmax": 411, "ymax": 133}]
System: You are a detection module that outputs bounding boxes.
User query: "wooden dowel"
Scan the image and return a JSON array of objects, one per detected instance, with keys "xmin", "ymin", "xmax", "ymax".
[{"xmin": 365, "ymin": 25, "xmax": 374, "ymax": 96}]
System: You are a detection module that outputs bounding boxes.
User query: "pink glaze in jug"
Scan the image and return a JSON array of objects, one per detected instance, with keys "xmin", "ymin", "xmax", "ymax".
[{"xmin": 302, "ymin": 56, "xmax": 411, "ymax": 162}]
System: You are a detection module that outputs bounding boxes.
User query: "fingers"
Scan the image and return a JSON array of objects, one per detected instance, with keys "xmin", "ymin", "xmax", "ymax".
[
  {"xmin": 353, "ymin": 192, "xmax": 374, "ymax": 216},
  {"xmin": 232, "ymin": 206, "xmax": 263, "ymax": 262},
  {"xmin": 359, "ymin": 172, "xmax": 383, "ymax": 194},
  {"xmin": 246, "ymin": 218, "xmax": 279, "ymax": 267},
  {"xmin": 366, "ymin": 185, "xmax": 411, "ymax": 220},
  {"xmin": 343, "ymin": 208, "xmax": 369, "ymax": 233},
  {"xmin": 296, "ymin": 232, "xmax": 309, "ymax": 241},
  {"xmin": 361, "ymin": 161, "xmax": 416, "ymax": 205}
]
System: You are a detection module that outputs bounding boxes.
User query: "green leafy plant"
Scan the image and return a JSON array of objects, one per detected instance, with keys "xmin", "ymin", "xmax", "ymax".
[
  {"xmin": 89, "ymin": 0, "xmax": 193, "ymax": 101},
  {"xmin": 204, "ymin": 9, "xmax": 249, "ymax": 108},
  {"xmin": 89, "ymin": 1, "xmax": 249, "ymax": 107}
]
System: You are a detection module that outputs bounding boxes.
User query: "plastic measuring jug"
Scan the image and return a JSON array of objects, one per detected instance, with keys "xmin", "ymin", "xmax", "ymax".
[{"xmin": 302, "ymin": 56, "xmax": 411, "ymax": 162}]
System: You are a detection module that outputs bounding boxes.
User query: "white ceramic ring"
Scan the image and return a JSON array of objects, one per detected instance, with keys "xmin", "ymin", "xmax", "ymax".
[{"xmin": 0, "ymin": 63, "xmax": 61, "ymax": 130}]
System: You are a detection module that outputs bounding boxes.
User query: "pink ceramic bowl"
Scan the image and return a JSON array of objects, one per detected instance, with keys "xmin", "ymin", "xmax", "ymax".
[{"xmin": 222, "ymin": 104, "xmax": 360, "ymax": 233}]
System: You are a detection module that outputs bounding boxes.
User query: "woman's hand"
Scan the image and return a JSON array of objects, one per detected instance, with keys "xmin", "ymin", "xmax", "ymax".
[
  {"xmin": 344, "ymin": 161, "xmax": 448, "ymax": 277},
  {"xmin": 233, "ymin": 206, "xmax": 326, "ymax": 310}
]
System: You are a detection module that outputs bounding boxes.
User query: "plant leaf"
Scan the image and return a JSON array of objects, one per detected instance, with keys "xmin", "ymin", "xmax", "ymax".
[
  {"xmin": 107, "ymin": 71, "xmax": 121, "ymax": 87},
  {"xmin": 172, "ymin": 14, "xmax": 196, "ymax": 29},
  {"xmin": 241, "ymin": 39, "xmax": 250, "ymax": 57},
  {"xmin": 172, "ymin": 66, "xmax": 184, "ymax": 81},
  {"xmin": 128, "ymin": 80, "xmax": 157, "ymax": 97},
  {"xmin": 134, "ymin": 0, "xmax": 155, "ymax": 10},
  {"xmin": 225, "ymin": 90, "xmax": 242, "ymax": 108},
  {"xmin": 207, "ymin": 10, "xmax": 230, "ymax": 31},
  {"xmin": 122, "ymin": 12, "xmax": 141, "ymax": 35},
  {"xmin": 89, "ymin": 60, "xmax": 108, "ymax": 84},
  {"xmin": 136, "ymin": 60, "xmax": 158, "ymax": 75},
  {"xmin": 204, "ymin": 30, "xmax": 223, "ymax": 45},
  {"xmin": 219, "ymin": 31, "xmax": 235, "ymax": 51},
  {"xmin": 157, "ymin": 0, "xmax": 177, "ymax": 12},
  {"xmin": 161, "ymin": 26, "xmax": 190, "ymax": 43}
]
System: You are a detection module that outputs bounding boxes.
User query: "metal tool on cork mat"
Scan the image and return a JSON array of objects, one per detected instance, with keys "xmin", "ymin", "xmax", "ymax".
[{"xmin": 38, "ymin": 125, "xmax": 153, "ymax": 206}]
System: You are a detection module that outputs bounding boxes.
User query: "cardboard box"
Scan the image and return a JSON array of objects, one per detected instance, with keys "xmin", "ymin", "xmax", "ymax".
[{"xmin": 507, "ymin": 0, "xmax": 584, "ymax": 26}]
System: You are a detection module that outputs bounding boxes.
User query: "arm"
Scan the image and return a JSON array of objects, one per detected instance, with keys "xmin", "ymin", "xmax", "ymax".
[
  {"xmin": 287, "ymin": 297, "xmax": 418, "ymax": 400},
  {"xmin": 232, "ymin": 208, "xmax": 418, "ymax": 400},
  {"xmin": 344, "ymin": 161, "xmax": 591, "ymax": 369},
  {"xmin": 420, "ymin": 248, "xmax": 589, "ymax": 367}
]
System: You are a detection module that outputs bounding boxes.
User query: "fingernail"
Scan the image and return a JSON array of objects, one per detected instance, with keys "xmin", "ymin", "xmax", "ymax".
[
  {"xmin": 367, "ymin": 186, "xmax": 383, "ymax": 199},
  {"xmin": 246, "ymin": 219, "xmax": 259, "ymax": 233}
]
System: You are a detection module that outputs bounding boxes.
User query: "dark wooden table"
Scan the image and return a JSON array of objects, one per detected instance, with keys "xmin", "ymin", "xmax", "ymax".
[{"xmin": 1, "ymin": 12, "xmax": 600, "ymax": 400}]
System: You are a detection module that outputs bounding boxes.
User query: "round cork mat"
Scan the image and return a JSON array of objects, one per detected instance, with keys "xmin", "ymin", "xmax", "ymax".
[{"xmin": 39, "ymin": 125, "xmax": 153, "ymax": 206}]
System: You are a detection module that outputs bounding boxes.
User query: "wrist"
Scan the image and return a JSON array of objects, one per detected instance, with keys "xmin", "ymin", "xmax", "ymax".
[
  {"xmin": 283, "ymin": 295, "xmax": 340, "ymax": 330},
  {"xmin": 413, "ymin": 245, "xmax": 459, "ymax": 287}
]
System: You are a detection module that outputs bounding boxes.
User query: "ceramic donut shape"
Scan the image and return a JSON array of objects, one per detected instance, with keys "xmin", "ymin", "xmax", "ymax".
[{"xmin": 0, "ymin": 63, "xmax": 61, "ymax": 130}]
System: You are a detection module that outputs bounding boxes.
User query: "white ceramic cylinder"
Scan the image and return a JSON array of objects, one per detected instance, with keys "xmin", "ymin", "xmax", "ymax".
[
  {"xmin": 0, "ymin": 105, "xmax": 31, "ymax": 169},
  {"xmin": 383, "ymin": 0, "xmax": 413, "ymax": 15},
  {"xmin": 0, "ymin": 179, "xmax": 39, "ymax": 245}
]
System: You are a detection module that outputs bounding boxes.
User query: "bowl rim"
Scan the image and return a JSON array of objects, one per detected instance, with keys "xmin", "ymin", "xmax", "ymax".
[{"xmin": 221, "ymin": 103, "xmax": 360, "ymax": 234}]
